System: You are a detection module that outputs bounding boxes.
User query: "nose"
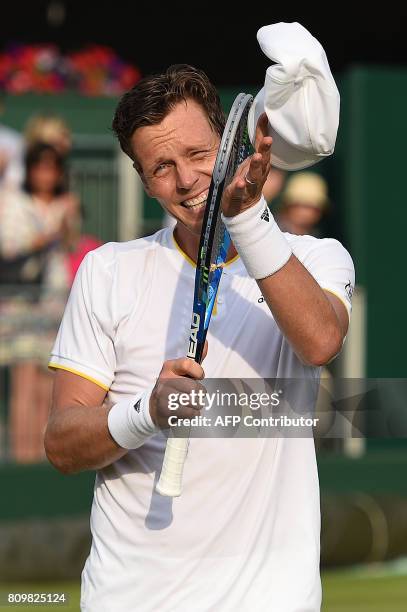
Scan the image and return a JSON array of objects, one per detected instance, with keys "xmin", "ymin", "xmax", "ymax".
[{"xmin": 175, "ymin": 160, "xmax": 199, "ymax": 192}]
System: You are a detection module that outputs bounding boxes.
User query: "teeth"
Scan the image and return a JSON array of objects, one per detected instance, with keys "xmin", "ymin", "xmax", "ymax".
[
  {"xmin": 183, "ymin": 191, "xmax": 208, "ymax": 208},
  {"xmin": 185, "ymin": 200, "xmax": 206, "ymax": 211}
]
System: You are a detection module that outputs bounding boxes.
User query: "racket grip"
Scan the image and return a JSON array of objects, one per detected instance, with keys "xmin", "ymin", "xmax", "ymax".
[{"xmin": 156, "ymin": 436, "xmax": 189, "ymax": 497}]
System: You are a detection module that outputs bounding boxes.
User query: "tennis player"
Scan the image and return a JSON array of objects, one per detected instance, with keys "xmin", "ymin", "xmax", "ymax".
[{"xmin": 45, "ymin": 26, "xmax": 354, "ymax": 612}]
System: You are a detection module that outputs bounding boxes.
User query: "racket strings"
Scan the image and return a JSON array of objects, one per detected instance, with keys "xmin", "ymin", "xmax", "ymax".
[{"xmin": 206, "ymin": 101, "xmax": 253, "ymax": 295}]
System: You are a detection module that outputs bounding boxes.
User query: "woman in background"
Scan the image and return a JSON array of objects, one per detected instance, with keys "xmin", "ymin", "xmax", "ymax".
[
  {"xmin": 23, "ymin": 114, "xmax": 102, "ymax": 285},
  {"xmin": 0, "ymin": 143, "xmax": 78, "ymax": 462}
]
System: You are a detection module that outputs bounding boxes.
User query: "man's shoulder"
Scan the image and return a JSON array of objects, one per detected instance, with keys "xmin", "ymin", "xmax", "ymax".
[
  {"xmin": 285, "ymin": 232, "xmax": 351, "ymax": 263},
  {"xmin": 71, "ymin": 229, "xmax": 171, "ymax": 313},
  {"xmin": 86, "ymin": 228, "xmax": 169, "ymax": 269},
  {"xmin": 283, "ymin": 234, "xmax": 354, "ymax": 298},
  {"xmin": 285, "ymin": 232, "xmax": 341, "ymax": 248}
]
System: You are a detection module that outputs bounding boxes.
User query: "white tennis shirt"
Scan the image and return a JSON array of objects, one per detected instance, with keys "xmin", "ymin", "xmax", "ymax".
[{"xmin": 50, "ymin": 227, "xmax": 354, "ymax": 612}]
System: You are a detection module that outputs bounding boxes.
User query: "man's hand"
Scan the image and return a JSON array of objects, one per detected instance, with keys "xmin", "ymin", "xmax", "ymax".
[
  {"xmin": 222, "ymin": 113, "xmax": 272, "ymax": 218},
  {"xmin": 149, "ymin": 343, "xmax": 208, "ymax": 429}
]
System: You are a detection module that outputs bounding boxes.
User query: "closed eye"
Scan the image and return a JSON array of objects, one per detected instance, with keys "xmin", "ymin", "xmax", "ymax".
[
  {"xmin": 191, "ymin": 150, "xmax": 209, "ymax": 159},
  {"xmin": 154, "ymin": 162, "xmax": 172, "ymax": 176}
]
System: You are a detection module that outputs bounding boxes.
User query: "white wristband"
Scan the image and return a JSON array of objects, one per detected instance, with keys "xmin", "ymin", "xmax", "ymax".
[
  {"xmin": 108, "ymin": 388, "xmax": 159, "ymax": 450},
  {"xmin": 222, "ymin": 196, "xmax": 292, "ymax": 279}
]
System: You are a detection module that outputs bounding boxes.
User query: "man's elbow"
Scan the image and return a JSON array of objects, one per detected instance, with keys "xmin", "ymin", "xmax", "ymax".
[
  {"xmin": 302, "ymin": 327, "xmax": 344, "ymax": 367},
  {"xmin": 44, "ymin": 426, "xmax": 78, "ymax": 475}
]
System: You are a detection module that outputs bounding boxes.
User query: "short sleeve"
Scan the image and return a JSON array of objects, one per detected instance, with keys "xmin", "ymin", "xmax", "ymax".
[
  {"xmin": 292, "ymin": 237, "xmax": 355, "ymax": 321},
  {"xmin": 49, "ymin": 247, "xmax": 116, "ymax": 390}
]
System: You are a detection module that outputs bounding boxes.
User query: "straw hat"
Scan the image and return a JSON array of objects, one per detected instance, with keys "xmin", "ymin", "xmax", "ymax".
[{"xmin": 282, "ymin": 172, "xmax": 329, "ymax": 210}]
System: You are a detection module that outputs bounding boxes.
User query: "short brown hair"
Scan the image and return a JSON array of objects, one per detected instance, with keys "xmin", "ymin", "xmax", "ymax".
[{"xmin": 112, "ymin": 64, "xmax": 225, "ymax": 160}]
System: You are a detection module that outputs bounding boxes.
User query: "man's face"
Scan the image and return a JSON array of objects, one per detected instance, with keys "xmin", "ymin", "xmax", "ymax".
[{"xmin": 131, "ymin": 99, "xmax": 220, "ymax": 238}]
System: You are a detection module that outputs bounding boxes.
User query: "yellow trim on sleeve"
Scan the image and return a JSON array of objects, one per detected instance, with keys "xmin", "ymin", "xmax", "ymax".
[
  {"xmin": 48, "ymin": 362, "xmax": 110, "ymax": 391},
  {"xmin": 172, "ymin": 234, "xmax": 240, "ymax": 268},
  {"xmin": 323, "ymin": 289, "xmax": 351, "ymax": 324}
]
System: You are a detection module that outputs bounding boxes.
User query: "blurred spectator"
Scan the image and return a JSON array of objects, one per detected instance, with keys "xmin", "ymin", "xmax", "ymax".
[
  {"xmin": 23, "ymin": 114, "xmax": 103, "ymax": 284},
  {"xmin": 24, "ymin": 114, "xmax": 72, "ymax": 156},
  {"xmin": 0, "ymin": 92, "xmax": 24, "ymax": 189},
  {"xmin": 0, "ymin": 143, "xmax": 78, "ymax": 462},
  {"xmin": 276, "ymin": 172, "xmax": 329, "ymax": 237}
]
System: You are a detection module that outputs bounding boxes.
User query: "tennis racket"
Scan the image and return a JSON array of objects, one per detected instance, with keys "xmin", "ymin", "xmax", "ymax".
[{"xmin": 156, "ymin": 93, "xmax": 254, "ymax": 497}]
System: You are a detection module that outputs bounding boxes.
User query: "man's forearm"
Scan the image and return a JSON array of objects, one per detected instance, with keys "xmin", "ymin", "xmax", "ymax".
[
  {"xmin": 258, "ymin": 255, "xmax": 343, "ymax": 366},
  {"xmin": 222, "ymin": 197, "xmax": 345, "ymax": 366},
  {"xmin": 45, "ymin": 404, "xmax": 127, "ymax": 474}
]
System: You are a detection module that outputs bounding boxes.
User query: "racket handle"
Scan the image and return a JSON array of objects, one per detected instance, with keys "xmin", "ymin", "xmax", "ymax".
[{"xmin": 156, "ymin": 436, "xmax": 189, "ymax": 497}]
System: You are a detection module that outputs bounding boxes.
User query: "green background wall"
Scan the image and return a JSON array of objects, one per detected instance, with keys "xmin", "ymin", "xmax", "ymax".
[{"xmin": 338, "ymin": 68, "xmax": 407, "ymax": 377}]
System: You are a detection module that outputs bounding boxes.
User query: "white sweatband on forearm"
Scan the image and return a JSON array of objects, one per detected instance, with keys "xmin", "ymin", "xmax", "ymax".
[
  {"xmin": 222, "ymin": 196, "xmax": 292, "ymax": 279},
  {"xmin": 108, "ymin": 388, "xmax": 159, "ymax": 450}
]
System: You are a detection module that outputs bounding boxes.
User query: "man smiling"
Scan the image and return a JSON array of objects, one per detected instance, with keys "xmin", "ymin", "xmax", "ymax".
[
  {"xmin": 46, "ymin": 55, "xmax": 354, "ymax": 611},
  {"xmin": 132, "ymin": 97, "xmax": 221, "ymax": 254}
]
